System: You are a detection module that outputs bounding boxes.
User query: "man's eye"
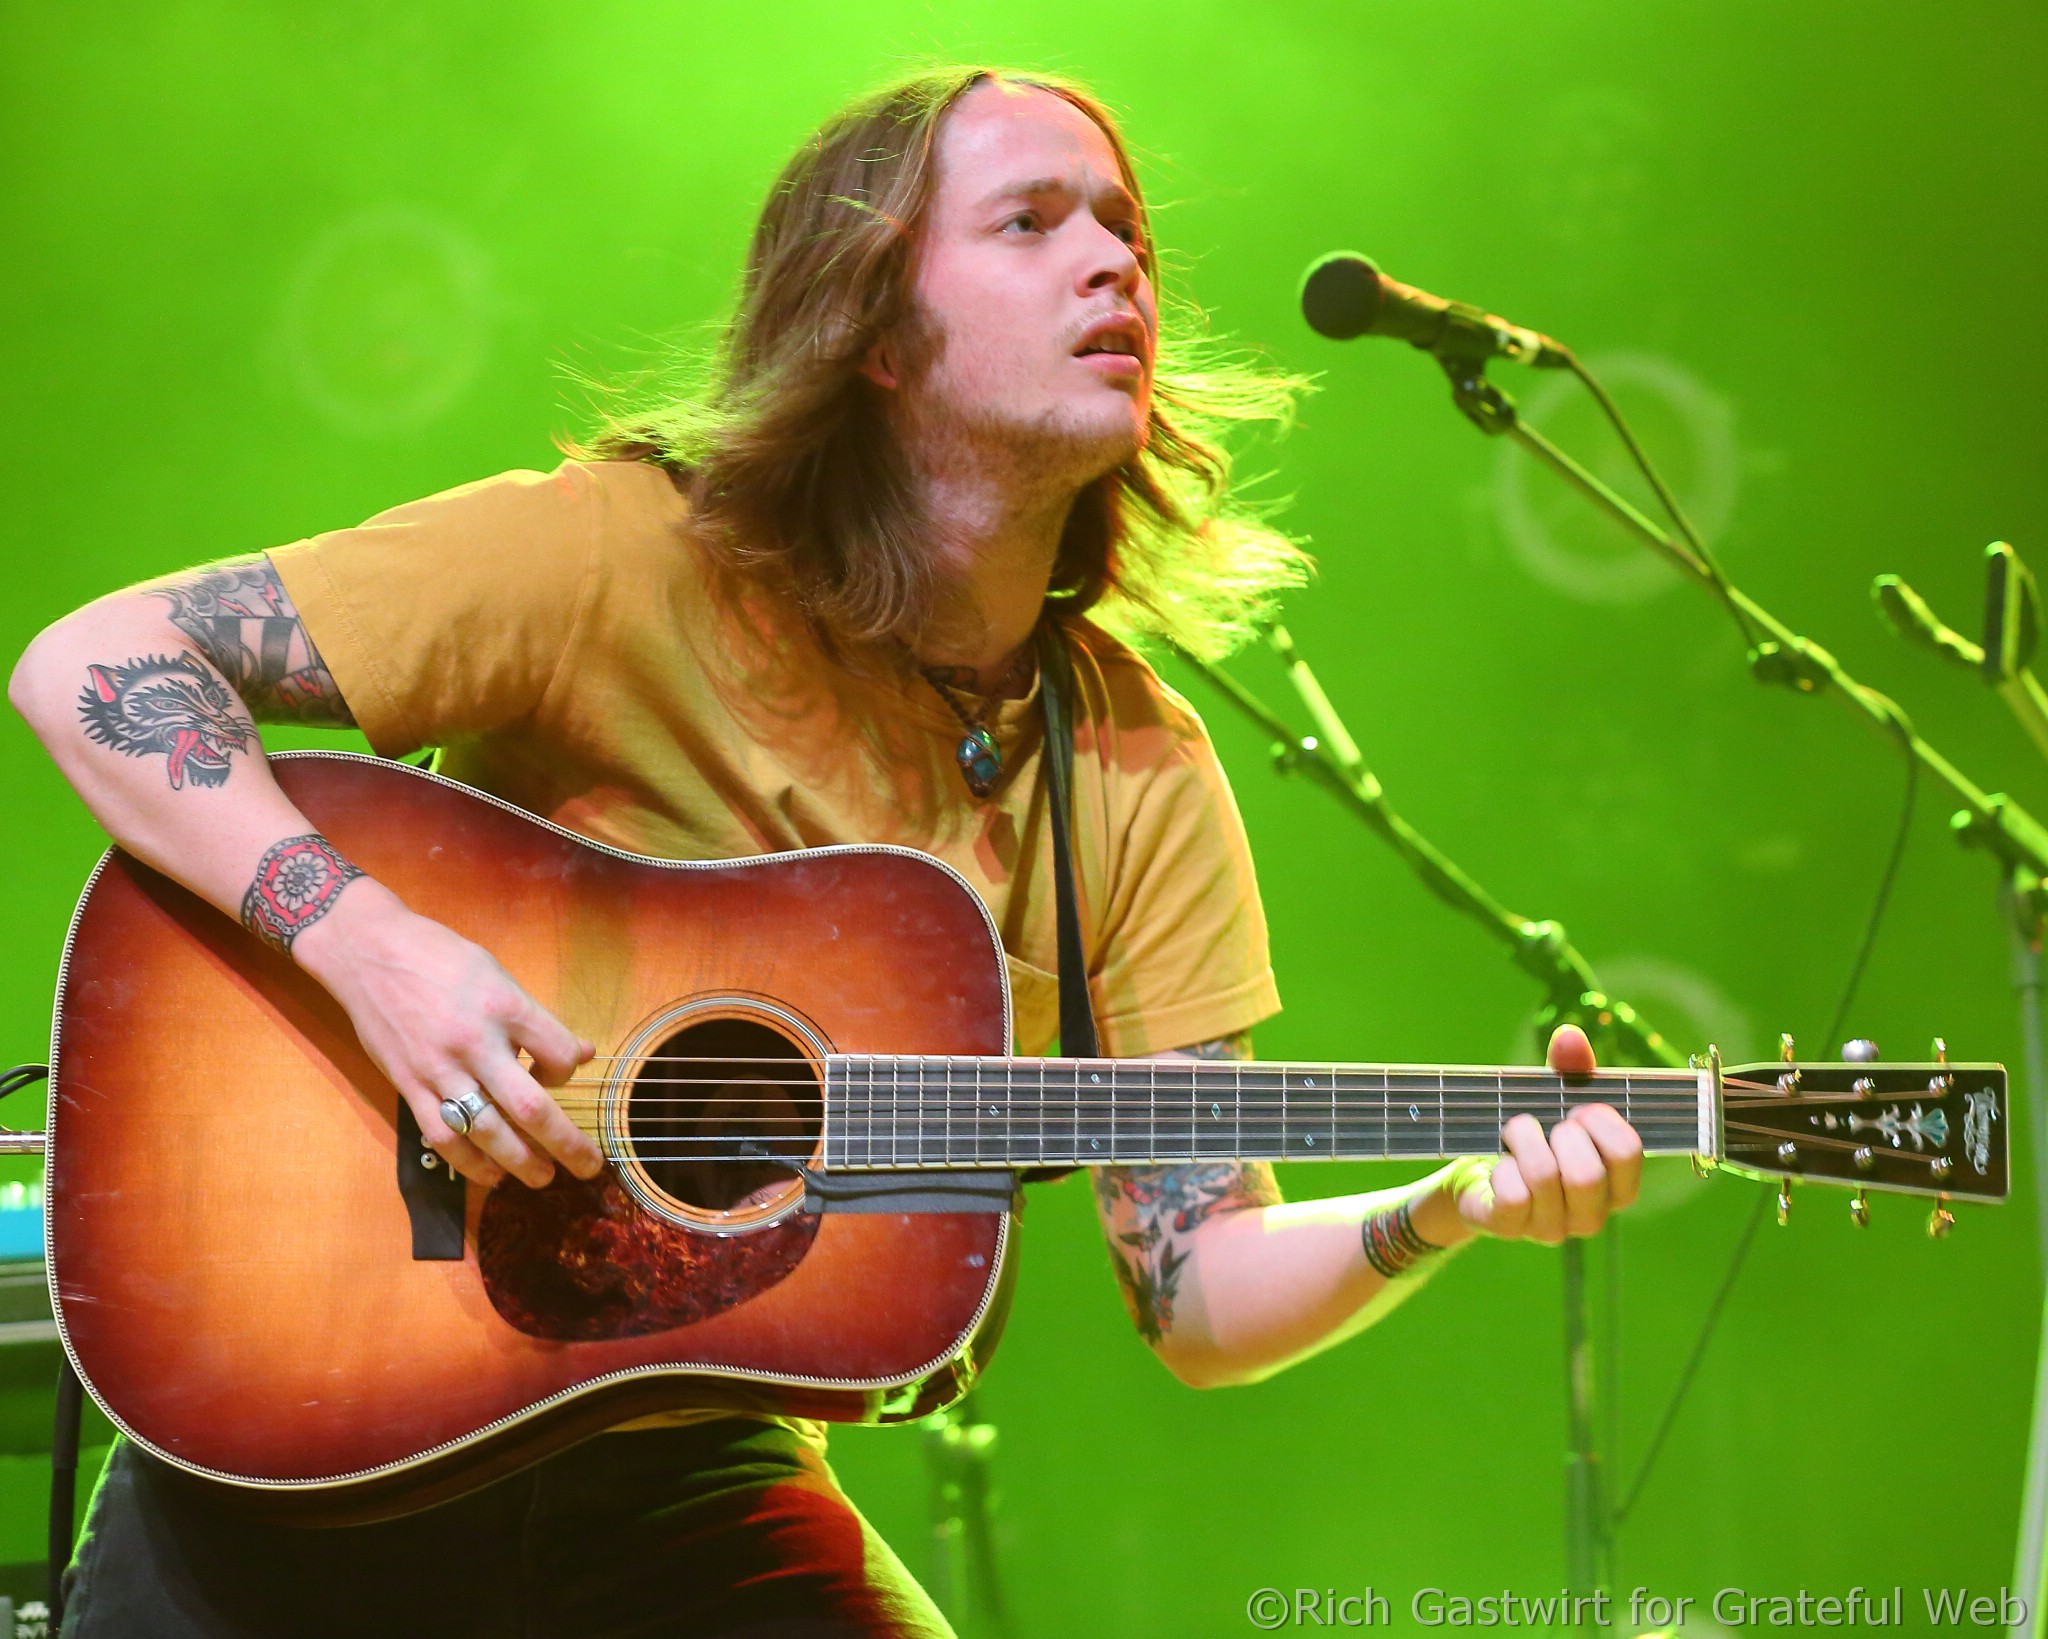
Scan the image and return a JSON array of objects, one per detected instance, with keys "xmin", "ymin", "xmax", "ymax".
[
  {"xmin": 1000, "ymin": 212, "xmax": 1042, "ymax": 235},
  {"xmin": 1111, "ymin": 221, "xmax": 1146, "ymax": 249}
]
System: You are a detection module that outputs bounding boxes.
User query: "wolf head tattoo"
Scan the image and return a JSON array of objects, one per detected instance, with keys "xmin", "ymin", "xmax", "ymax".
[{"xmin": 78, "ymin": 654, "xmax": 252, "ymax": 790}]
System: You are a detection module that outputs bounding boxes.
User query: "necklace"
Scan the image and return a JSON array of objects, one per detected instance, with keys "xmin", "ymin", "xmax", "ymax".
[{"xmin": 918, "ymin": 647, "xmax": 1035, "ymax": 799}]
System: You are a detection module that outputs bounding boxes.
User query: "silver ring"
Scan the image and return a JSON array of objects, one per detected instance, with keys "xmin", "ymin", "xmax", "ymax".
[{"xmin": 439, "ymin": 1089, "xmax": 491, "ymax": 1137}]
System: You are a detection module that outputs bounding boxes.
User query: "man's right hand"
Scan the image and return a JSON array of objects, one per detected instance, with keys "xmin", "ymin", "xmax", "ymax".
[{"xmin": 293, "ymin": 878, "xmax": 602, "ymax": 1190}]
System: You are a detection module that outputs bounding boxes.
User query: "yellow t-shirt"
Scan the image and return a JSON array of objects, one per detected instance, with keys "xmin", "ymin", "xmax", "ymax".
[
  {"xmin": 269, "ymin": 458, "xmax": 1281, "ymax": 1443},
  {"xmin": 269, "ymin": 458, "xmax": 1280, "ymax": 1059}
]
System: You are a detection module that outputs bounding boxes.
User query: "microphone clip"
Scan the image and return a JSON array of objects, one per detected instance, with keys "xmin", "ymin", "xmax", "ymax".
[{"xmin": 1436, "ymin": 351, "xmax": 1521, "ymax": 438}]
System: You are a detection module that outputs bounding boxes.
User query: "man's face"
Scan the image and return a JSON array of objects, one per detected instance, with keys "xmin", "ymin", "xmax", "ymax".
[{"xmin": 890, "ymin": 81, "xmax": 1157, "ymax": 473}]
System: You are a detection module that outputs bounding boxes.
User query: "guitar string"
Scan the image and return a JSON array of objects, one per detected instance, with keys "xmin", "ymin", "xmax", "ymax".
[
  {"xmin": 531, "ymin": 1094, "xmax": 1711, "ymax": 1110},
  {"xmin": 539, "ymin": 1073, "xmax": 1728, "ymax": 1090},
  {"xmin": 528, "ymin": 1076, "xmax": 1774, "ymax": 1096},
  {"xmin": 492, "ymin": 1064, "xmax": 1864, "ymax": 1097},
  {"xmin": 549, "ymin": 1058, "xmax": 1843, "ymax": 1085},
  {"xmin": 475, "ymin": 1138, "xmax": 1826, "ymax": 1165},
  {"xmin": 574, "ymin": 1055, "xmax": 1604, "ymax": 1064},
  {"xmin": 535, "ymin": 1080, "xmax": 1715, "ymax": 1096},
  {"xmin": 517, "ymin": 1088, "xmax": 1770, "ymax": 1109}
]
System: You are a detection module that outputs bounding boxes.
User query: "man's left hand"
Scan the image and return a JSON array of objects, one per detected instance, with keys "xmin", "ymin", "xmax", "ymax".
[{"xmin": 1451, "ymin": 1023, "xmax": 1644, "ymax": 1244}]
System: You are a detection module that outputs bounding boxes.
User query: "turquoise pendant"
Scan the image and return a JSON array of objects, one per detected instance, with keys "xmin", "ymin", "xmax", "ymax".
[{"xmin": 955, "ymin": 727, "xmax": 1001, "ymax": 797}]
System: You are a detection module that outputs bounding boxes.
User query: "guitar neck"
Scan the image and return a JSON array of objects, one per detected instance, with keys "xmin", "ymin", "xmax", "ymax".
[{"xmin": 820, "ymin": 1056, "xmax": 1711, "ymax": 1170}]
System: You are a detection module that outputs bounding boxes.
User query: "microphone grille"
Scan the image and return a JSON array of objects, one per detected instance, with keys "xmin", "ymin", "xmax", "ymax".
[{"xmin": 1300, "ymin": 253, "xmax": 1384, "ymax": 341}]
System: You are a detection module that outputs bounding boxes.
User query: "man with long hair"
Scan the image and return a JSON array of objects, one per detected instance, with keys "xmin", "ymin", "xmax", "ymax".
[{"xmin": 12, "ymin": 65, "xmax": 1641, "ymax": 1638}]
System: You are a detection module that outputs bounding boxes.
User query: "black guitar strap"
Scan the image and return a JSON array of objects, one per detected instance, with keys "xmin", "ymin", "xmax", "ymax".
[
  {"xmin": 1018, "ymin": 624, "xmax": 1095, "ymax": 1189},
  {"xmin": 1035, "ymin": 622, "xmax": 1099, "ymax": 1062}
]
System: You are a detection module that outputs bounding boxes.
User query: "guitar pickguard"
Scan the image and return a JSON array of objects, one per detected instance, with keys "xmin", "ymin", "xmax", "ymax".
[{"xmin": 476, "ymin": 1169, "xmax": 819, "ymax": 1341}]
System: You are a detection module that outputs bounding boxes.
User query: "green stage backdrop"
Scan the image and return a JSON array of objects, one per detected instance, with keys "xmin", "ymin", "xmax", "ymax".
[{"xmin": 2, "ymin": 3, "xmax": 2044, "ymax": 1632}]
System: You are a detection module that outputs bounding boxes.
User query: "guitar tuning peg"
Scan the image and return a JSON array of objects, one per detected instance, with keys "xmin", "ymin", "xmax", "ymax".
[
  {"xmin": 1927, "ymin": 1194, "xmax": 1956, "ymax": 1239},
  {"xmin": 1777, "ymin": 1179, "xmax": 1794, "ymax": 1226},
  {"xmin": 1850, "ymin": 1188, "xmax": 1870, "ymax": 1228},
  {"xmin": 1780, "ymin": 1033, "xmax": 1797, "ymax": 1064},
  {"xmin": 1933, "ymin": 1036, "xmax": 1949, "ymax": 1066},
  {"xmin": 1842, "ymin": 1039, "xmax": 1880, "ymax": 1063}
]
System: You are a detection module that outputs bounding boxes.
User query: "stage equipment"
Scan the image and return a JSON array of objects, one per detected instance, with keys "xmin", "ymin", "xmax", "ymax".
[
  {"xmin": 1872, "ymin": 543, "xmax": 2048, "ymax": 1638},
  {"xmin": 0, "ymin": 753, "xmax": 2000, "ymax": 1527},
  {"xmin": 1173, "ymin": 631, "xmax": 1945, "ymax": 1625},
  {"xmin": 921, "ymin": 1389, "xmax": 1014, "ymax": 1639},
  {"xmin": 1171, "ymin": 627, "xmax": 1675, "ymax": 1617},
  {"xmin": 1301, "ymin": 252, "xmax": 1575, "ymax": 369},
  {"xmin": 1308, "ymin": 249, "xmax": 2048, "ymax": 1635}
]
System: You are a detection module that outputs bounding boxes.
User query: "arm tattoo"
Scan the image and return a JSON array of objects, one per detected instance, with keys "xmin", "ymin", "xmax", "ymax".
[
  {"xmin": 151, "ymin": 559, "xmax": 355, "ymax": 726},
  {"xmin": 1176, "ymin": 1033, "xmax": 1254, "ymax": 1061},
  {"xmin": 78, "ymin": 653, "xmax": 254, "ymax": 789},
  {"xmin": 241, "ymin": 834, "xmax": 363, "ymax": 953},
  {"xmin": 1093, "ymin": 1162, "xmax": 1281, "ymax": 1343},
  {"xmin": 1093, "ymin": 1030, "xmax": 1274, "ymax": 1343},
  {"xmin": 1089, "ymin": 1036, "xmax": 1261, "ymax": 1343}
]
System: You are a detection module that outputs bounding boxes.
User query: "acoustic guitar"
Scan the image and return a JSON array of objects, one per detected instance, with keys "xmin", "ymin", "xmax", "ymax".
[{"xmin": 29, "ymin": 753, "xmax": 2007, "ymax": 1522}]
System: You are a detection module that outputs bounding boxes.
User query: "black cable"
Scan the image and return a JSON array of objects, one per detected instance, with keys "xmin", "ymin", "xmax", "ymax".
[
  {"xmin": 49, "ymin": 1358, "xmax": 82, "ymax": 1631},
  {"xmin": 1611, "ymin": 1189, "xmax": 1768, "ymax": 1528},
  {"xmin": 1611, "ymin": 716, "xmax": 1919, "ymax": 1526},
  {"xmin": 0, "ymin": 1062, "xmax": 70, "ymax": 1620},
  {"xmin": 1822, "ymin": 712, "xmax": 1921, "ymax": 1046},
  {"xmin": 1568, "ymin": 355, "xmax": 1762, "ymax": 654},
  {"xmin": 1552, "ymin": 351, "xmax": 1926, "ymax": 1530}
]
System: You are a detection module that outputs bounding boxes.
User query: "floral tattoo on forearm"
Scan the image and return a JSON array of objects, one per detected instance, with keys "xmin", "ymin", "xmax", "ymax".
[
  {"xmin": 241, "ymin": 834, "xmax": 362, "ymax": 953},
  {"xmin": 1092, "ymin": 1032, "xmax": 1280, "ymax": 1343}
]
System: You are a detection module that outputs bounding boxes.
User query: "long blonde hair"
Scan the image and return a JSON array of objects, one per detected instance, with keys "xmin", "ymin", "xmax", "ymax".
[{"xmin": 584, "ymin": 64, "xmax": 1310, "ymax": 663}]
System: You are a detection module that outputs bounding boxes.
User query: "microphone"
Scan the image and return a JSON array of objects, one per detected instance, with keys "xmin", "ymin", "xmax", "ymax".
[{"xmin": 1300, "ymin": 253, "xmax": 1573, "ymax": 369}]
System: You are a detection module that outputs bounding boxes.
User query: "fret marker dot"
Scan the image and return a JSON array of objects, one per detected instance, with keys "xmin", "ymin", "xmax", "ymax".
[
  {"xmin": 1305, "ymin": 1135, "xmax": 1316, "ymax": 1147},
  {"xmin": 1090, "ymin": 1073, "xmax": 1101, "ymax": 1084},
  {"xmin": 1211, "ymin": 1103, "xmax": 1222, "ymax": 1120},
  {"xmin": 1408, "ymin": 1104, "xmax": 1420, "ymax": 1121},
  {"xmin": 1090, "ymin": 1138, "xmax": 1100, "ymax": 1150},
  {"xmin": 1305, "ymin": 1077, "xmax": 1316, "ymax": 1087},
  {"xmin": 987, "ymin": 1106, "xmax": 997, "ymax": 1117}
]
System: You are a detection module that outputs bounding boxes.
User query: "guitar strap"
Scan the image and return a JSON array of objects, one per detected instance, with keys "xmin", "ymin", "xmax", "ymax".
[
  {"xmin": 1035, "ymin": 621, "xmax": 1099, "ymax": 1061},
  {"xmin": 1024, "ymin": 623, "xmax": 1095, "ymax": 1188}
]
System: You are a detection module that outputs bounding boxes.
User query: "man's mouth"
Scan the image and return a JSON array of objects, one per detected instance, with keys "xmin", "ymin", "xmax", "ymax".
[{"xmin": 1073, "ymin": 316, "xmax": 1148, "ymax": 364}]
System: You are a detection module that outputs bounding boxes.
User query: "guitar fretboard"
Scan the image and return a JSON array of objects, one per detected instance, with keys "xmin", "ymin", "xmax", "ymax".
[{"xmin": 820, "ymin": 1057, "xmax": 1708, "ymax": 1170}]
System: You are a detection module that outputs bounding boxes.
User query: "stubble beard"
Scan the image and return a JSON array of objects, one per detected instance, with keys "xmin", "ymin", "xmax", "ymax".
[{"xmin": 895, "ymin": 303, "xmax": 1144, "ymax": 503}]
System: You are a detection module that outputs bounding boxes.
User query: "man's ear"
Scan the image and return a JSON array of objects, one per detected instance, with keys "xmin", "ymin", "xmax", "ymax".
[{"xmin": 860, "ymin": 335, "xmax": 900, "ymax": 391}]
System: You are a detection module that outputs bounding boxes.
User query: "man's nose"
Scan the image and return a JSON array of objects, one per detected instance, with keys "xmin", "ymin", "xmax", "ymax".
[{"xmin": 1078, "ymin": 223, "xmax": 1141, "ymax": 297}]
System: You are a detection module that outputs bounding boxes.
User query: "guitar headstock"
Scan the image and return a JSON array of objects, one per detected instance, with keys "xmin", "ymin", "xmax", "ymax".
[{"xmin": 1715, "ymin": 1056, "xmax": 2008, "ymax": 1205}]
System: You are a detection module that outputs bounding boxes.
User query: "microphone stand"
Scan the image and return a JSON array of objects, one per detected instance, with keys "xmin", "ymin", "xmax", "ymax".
[
  {"xmin": 921, "ymin": 1389, "xmax": 1015, "ymax": 1639},
  {"xmin": 1430, "ymin": 352, "xmax": 2048, "ymax": 892},
  {"xmin": 1868, "ymin": 546, "xmax": 2048, "ymax": 1636},
  {"xmin": 1422, "ymin": 344, "xmax": 2048, "ymax": 1636},
  {"xmin": 1170, "ymin": 628, "xmax": 1687, "ymax": 1635}
]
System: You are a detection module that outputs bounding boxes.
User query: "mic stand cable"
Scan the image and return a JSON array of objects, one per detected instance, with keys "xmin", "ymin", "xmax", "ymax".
[
  {"xmin": 1169, "ymin": 632, "xmax": 1685, "ymax": 1632},
  {"xmin": 1431, "ymin": 349, "xmax": 2048, "ymax": 887},
  {"xmin": 1417, "ymin": 337, "xmax": 2038, "ymax": 1630}
]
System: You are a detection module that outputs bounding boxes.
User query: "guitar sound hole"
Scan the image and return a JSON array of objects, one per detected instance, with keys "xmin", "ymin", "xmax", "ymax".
[{"xmin": 625, "ymin": 1017, "xmax": 821, "ymax": 1215}]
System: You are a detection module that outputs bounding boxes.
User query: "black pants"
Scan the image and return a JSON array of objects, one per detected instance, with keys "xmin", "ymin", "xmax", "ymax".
[{"xmin": 61, "ymin": 1421, "xmax": 954, "ymax": 1639}]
